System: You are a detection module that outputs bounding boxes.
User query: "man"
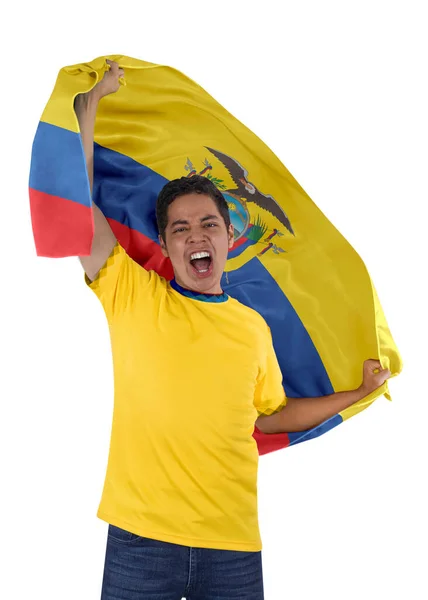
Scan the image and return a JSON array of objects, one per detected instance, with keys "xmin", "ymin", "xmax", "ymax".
[{"xmin": 75, "ymin": 60, "xmax": 390, "ymax": 600}]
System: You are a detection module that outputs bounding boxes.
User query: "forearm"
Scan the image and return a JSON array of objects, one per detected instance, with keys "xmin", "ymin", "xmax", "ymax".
[
  {"xmin": 255, "ymin": 360, "xmax": 390, "ymax": 435},
  {"xmin": 74, "ymin": 93, "xmax": 99, "ymax": 193},
  {"xmin": 256, "ymin": 387, "xmax": 366, "ymax": 434},
  {"xmin": 74, "ymin": 92, "xmax": 116, "ymax": 269},
  {"xmin": 283, "ymin": 388, "xmax": 365, "ymax": 431}
]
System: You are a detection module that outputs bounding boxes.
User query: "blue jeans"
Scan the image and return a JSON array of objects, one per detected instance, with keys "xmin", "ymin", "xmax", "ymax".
[{"xmin": 101, "ymin": 524, "xmax": 264, "ymax": 599}]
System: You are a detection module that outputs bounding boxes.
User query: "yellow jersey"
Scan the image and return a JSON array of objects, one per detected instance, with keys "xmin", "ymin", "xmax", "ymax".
[{"xmin": 85, "ymin": 242, "xmax": 287, "ymax": 551}]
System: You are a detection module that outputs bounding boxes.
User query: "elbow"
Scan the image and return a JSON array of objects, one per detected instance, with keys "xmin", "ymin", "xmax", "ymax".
[{"xmin": 255, "ymin": 414, "xmax": 286, "ymax": 434}]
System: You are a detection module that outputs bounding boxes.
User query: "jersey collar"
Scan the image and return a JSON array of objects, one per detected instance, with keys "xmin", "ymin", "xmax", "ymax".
[{"xmin": 170, "ymin": 279, "xmax": 228, "ymax": 303}]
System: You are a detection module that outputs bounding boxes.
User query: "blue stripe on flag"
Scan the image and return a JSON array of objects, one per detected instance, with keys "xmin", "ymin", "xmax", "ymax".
[
  {"xmin": 93, "ymin": 144, "xmax": 169, "ymax": 243},
  {"xmin": 29, "ymin": 122, "xmax": 91, "ymax": 207},
  {"xmin": 223, "ymin": 257, "xmax": 334, "ymax": 399},
  {"xmin": 287, "ymin": 414, "xmax": 343, "ymax": 446}
]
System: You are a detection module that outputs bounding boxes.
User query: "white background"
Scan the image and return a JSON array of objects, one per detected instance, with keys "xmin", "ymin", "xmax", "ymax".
[{"xmin": 1, "ymin": 1, "xmax": 427, "ymax": 599}]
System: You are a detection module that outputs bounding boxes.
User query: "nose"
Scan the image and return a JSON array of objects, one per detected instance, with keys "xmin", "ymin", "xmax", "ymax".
[{"xmin": 188, "ymin": 229, "xmax": 208, "ymax": 243}]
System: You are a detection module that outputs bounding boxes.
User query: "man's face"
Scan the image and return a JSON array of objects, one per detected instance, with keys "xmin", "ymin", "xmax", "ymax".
[{"xmin": 159, "ymin": 193, "xmax": 234, "ymax": 294}]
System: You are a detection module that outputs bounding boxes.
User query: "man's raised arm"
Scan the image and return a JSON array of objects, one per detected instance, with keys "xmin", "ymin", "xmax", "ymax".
[{"xmin": 75, "ymin": 60, "xmax": 124, "ymax": 281}]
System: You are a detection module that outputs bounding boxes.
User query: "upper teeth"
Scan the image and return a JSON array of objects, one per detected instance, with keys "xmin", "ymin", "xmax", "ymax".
[{"xmin": 190, "ymin": 252, "xmax": 210, "ymax": 260}]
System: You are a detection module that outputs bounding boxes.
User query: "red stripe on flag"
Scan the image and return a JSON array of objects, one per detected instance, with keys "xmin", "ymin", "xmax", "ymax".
[
  {"xmin": 29, "ymin": 188, "xmax": 94, "ymax": 257},
  {"xmin": 253, "ymin": 427, "xmax": 290, "ymax": 455},
  {"xmin": 107, "ymin": 219, "xmax": 174, "ymax": 281},
  {"xmin": 29, "ymin": 187, "xmax": 174, "ymax": 279}
]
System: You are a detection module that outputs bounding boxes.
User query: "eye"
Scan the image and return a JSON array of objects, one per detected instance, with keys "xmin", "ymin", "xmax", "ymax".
[
  {"xmin": 173, "ymin": 227, "xmax": 187, "ymax": 233},
  {"xmin": 204, "ymin": 223, "xmax": 217, "ymax": 228}
]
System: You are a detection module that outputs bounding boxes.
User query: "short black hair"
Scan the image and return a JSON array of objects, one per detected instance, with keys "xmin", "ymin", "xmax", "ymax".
[{"xmin": 156, "ymin": 175, "xmax": 231, "ymax": 241}]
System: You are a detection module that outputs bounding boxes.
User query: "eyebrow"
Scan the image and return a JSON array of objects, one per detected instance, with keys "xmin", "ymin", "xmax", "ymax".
[{"xmin": 170, "ymin": 215, "xmax": 220, "ymax": 227}]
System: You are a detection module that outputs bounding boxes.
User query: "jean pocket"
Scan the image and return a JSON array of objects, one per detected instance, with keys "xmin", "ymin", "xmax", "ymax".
[{"xmin": 108, "ymin": 524, "xmax": 143, "ymax": 544}]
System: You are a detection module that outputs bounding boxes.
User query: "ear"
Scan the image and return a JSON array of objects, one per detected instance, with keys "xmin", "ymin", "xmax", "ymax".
[
  {"xmin": 227, "ymin": 224, "xmax": 235, "ymax": 249},
  {"xmin": 159, "ymin": 235, "xmax": 169, "ymax": 257}
]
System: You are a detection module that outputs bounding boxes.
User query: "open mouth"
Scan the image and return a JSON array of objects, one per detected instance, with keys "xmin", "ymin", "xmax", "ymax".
[{"xmin": 189, "ymin": 251, "xmax": 213, "ymax": 277}]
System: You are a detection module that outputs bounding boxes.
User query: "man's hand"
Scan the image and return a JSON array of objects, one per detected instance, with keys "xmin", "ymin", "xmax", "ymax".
[
  {"xmin": 359, "ymin": 359, "xmax": 391, "ymax": 396},
  {"xmin": 74, "ymin": 60, "xmax": 124, "ymax": 121},
  {"xmin": 89, "ymin": 59, "xmax": 124, "ymax": 103}
]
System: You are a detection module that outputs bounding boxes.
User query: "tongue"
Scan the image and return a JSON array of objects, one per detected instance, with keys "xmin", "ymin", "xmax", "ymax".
[{"xmin": 192, "ymin": 258, "xmax": 211, "ymax": 272}]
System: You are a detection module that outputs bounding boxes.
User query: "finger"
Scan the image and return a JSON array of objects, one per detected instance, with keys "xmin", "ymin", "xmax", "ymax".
[
  {"xmin": 366, "ymin": 358, "xmax": 381, "ymax": 367},
  {"xmin": 106, "ymin": 60, "xmax": 120, "ymax": 73},
  {"xmin": 367, "ymin": 361, "xmax": 382, "ymax": 374},
  {"xmin": 375, "ymin": 369, "xmax": 391, "ymax": 385}
]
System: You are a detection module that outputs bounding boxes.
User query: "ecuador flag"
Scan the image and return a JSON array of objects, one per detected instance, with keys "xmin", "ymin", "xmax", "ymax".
[{"xmin": 29, "ymin": 55, "xmax": 402, "ymax": 455}]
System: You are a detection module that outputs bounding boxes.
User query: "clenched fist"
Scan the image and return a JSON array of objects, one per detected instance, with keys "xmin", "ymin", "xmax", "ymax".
[
  {"xmin": 359, "ymin": 359, "xmax": 391, "ymax": 396},
  {"xmin": 89, "ymin": 59, "xmax": 125, "ymax": 102}
]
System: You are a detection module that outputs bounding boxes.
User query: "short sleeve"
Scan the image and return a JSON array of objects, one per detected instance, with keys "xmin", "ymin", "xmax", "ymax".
[
  {"xmin": 84, "ymin": 241, "xmax": 152, "ymax": 317},
  {"xmin": 254, "ymin": 326, "xmax": 287, "ymax": 417}
]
